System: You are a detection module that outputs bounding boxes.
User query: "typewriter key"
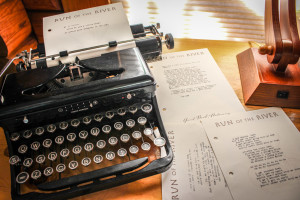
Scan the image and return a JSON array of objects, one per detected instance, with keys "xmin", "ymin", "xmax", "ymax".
[
  {"xmin": 117, "ymin": 108, "xmax": 126, "ymax": 116},
  {"xmin": 141, "ymin": 142, "xmax": 151, "ymax": 151},
  {"xmin": 48, "ymin": 152, "xmax": 57, "ymax": 161},
  {"xmin": 72, "ymin": 145, "xmax": 82, "ymax": 155},
  {"xmin": 18, "ymin": 144, "xmax": 28, "ymax": 154},
  {"xmin": 102, "ymin": 125, "xmax": 111, "ymax": 134},
  {"xmin": 60, "ymin": 148, "xmax": 70, "ymax": 158},
  {"xmin": 93, "ymin": 155, "xmax": 103, "ymax": 164},
  {"xmin": 83, "ymin": 116, "xmax": 92, "ymax": 125},
  {"xmin": 129, "ymin": 145, "xmax": 139, "ymax": 154},
  {"xmin": 35, "ymin": 127, "xmax": 44, "ymax": 136},
  {"xmin": 128, "ymin": 106, "xmax": 137, "ymax": 114},
  {"xmin": 55, "ymin": 136, "xmax": 64, "ymax": 145},
  {"xmin": 69, "ymin": 161, "xmax": 79, "ymax": 170},
  {"xmin": 137, "ymin": 116, "xmax": 147, "ymax": 126},
  {"xmin": 96, "ymin": 140, "xmax": 106, "ymax": 149},
  {"xmin": 132, "ymin": 131, "xmax": 142, "ymax": 140},
  {"xmin": 30, "ymin": 141, "xmax": 40, "ymax": 151},
  {"xmin": 108, "ymin": 137, "xmax": 118, "ymax": 146},
  {"xmin": 154, "ymin": 137, "xmax": 166, "ymax": 147},
  {"xmin": 141, "ymin": 103, "xmax": 153, "ymax": 113},
  {"xmin": 71, "ymin": 119, "xmax": 80, "ymax": 127},
  {"xmin": 94, "ymin": 114, "xmax": 103, "ymax": 122},
  {"xmin": 66, "ymin": 133, "xmax": 76, "ymax": 142},
  {"xmin": 117, "ymin": 148, "xmax": 127, "ymax": 157},
  {"xmin": 56, "ymin": 164, "xmax": 66, "ymax": 173},
  {"xmin": 126, "ymin": 119, "xmax": 135, "ymax": 128},
  {"xmin": 31, "ymin": 170, "xmax": 41, "ymax": 180},
  {"xmin": 43, "ymin": 139, "xmax": 52, "ymax": 148},
  {"xmin": 47, "ymin": 124, "xmax": 56, "ymax": 133},
  {"xmin": 120, "ymin": 134, "xmax": 130, "ymax": 143},
  {"xmin": 9, "ymin": 155, "xmax": 20, "ymax": 165},
  {"xmin": 59, "ymin": 121, "xmax": 68, "ymax": 130},
  {"xmin": 16, "ymin": 172, "xmax": 29, "ymax": 184},
  {"xmin": 105, "ymin": 111, "xmax": 114, "ymax": 119},
  {"xmin": 10, "ymin": 132, "xmax": 20, "ymax": 141},
  {"xmin": 105, "ymin": 151, "xmax": 115, "ymax": 161},
  {"xmin": 143, "ymin": 128, "xmax": 153, "ymax": 137},
  {"xmin": 36, "ymin": 155, "xmax": 46, "ymax": 164},
  {"xmin": 90, "ymin": 127, "xmax": 100, "ymax": 136},
  {"xmin": 84, "ymin": 143, "xmax": 94, "ymax": 152},
  {"xmin": 79, "ymin": 130, "xmax": 88, "ymax": 140},
  {"xmin": 114, "ymin": 122, "xmax": 123, "ymax": 131},
  {"xmin": 23, "ymin": 130, "xmax": 32, "ymax": 139},
  {"xmin": 81, "ymin": 157, "xmax": 91, "ymax": 167},
  {"xmin": 23, "ymin": 158, "xmax": 33, "ymax": 168},
  {"xmin": 44, "ymin": 167, "xmax": 54, "ymax": 176}
]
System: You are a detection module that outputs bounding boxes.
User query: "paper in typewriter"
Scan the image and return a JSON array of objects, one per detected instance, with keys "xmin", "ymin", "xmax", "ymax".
[
  {"xmin": 43, "ymin": 3, "xmax": 135, "ymax": 56},
  {"xmin": 202, "ymin": 107, "xmax": 300, "ymax": 200},
  {"xmin": 150, "ymin": 49, "xmax": 244, "ymax": 200}
]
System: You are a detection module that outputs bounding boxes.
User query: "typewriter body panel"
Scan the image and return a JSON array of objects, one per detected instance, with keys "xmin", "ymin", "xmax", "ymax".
[{"xmin": 0, "ymin": 46, "xmax": 173, "ymax": 200}]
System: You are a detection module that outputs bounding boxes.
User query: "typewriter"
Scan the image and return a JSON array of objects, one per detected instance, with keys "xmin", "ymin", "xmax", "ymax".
[{"xmin": 0, "ymin": 23, "xmax": 174, "ymax": 200}]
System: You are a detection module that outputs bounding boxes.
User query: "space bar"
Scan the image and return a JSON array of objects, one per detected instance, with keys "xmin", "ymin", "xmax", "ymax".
[{"xmin": 37, "ymin": 157, "xmax": 148, "ymax": 191}]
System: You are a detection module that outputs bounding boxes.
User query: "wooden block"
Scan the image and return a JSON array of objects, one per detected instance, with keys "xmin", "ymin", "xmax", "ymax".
[
  {"xmin": 0, "ymin": 0, "xmax": 32, "ymax": 56},
  {"xmin": 237, "ymin": 48, "xmax": 300, "ymax": 108},
  {"xmin": 22, "ymin": 0, "xmax": 63, "ymax": 11},
  {"xmin": 61, "ymin": 0, "xmax": 111, "ymax": 12}
]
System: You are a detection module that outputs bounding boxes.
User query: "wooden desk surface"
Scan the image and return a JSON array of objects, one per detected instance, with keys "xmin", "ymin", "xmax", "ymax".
[{"xmin": 0, "ymin": 38, "xmax": 299, "ymax": 200}]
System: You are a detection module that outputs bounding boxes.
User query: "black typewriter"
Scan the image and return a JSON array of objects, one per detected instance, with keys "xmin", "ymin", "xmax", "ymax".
[{"xmin": 0, "ymin": 23, "xmax": 174, "ymax": 200}]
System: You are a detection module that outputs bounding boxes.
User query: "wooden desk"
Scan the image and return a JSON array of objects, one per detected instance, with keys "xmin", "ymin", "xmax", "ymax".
[{"xmin": 0, "ymin": 39, "xmax": 299, "ymax": 200}]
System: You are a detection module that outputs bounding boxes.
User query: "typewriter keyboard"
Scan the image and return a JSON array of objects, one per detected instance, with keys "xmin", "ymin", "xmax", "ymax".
[{"xmin": 8, "ymin": 102, "xmax": 166, "ymax": 190}]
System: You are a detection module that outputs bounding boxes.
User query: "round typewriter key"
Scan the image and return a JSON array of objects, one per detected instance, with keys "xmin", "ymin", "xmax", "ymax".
[
  {"xmin": 117, "ymin": 107, "xmax": 126, "ymax": 116},
  {"xmin": 128, "ymin": 106, "xmax": 137, "ymax": 114},
  {"xmin": 69, "ymin": 160, "xmax": 79, "ymax": 170},
  {"xmin": 84, "ymin": 143, "xmax": 94, "ymax": 152},
  {"xmin": 94, "ymin": 114, "xmax": 103, "ymax": 122},
  {"xmin": 126, "ymin": 119, "xmax": 135, "ymax": 128},
  {"xmin": 154, "ymin": 137, "xmax": 166, "ymax": 147},
  {"xmin": 96, "ymin": 140, "xmax": 106, "ymax": 149},
  {"xmin": 120, "ymin": 134, "xmax": 130, "ymax": 143},
  {"xmin": 83, "ymin": 116, "xmax": 92, "ymax": 125},
  {"xmin": 105, "ymin": 151, "xmax": 115, "ymax": 161},
  {"xmin": 67, "ymin": 133, "xmax": 76, "ymax": 142},
  {"xmin": 137, "ymin": 116, "xmax": 147, "ymax": 126},
  {"xmin": 105, "ymin": 111, "xmax": 114, "ymax": 119},
  {"xmin": 31, "ymin": 170, "xmax": 41, "ymax": 180},
  {"xmin": 117, "ymin": 148, "xmax": 127, "ymax": 157},
  {"xmin": 10, "ymin": 132, "xmax": 20, "ymax": 142},
  {"xmin": 102, "ymin": 125, "xmax": 111, "ymax": 134},
  {"xmin": 114, "ymin": 122, "xmax": 123, "ymax": 131},
  {"xmin": 71, "ymin": 119, "xmax": 80, "ymax": 127},
  {"xmin": 43, "ymin": 139, "xmax": 52, "ymax": 148},
  {"xmin": 47, "ymin": 124, "xmax": 56, "ymax": 133},
  {"xmin": 35, "ymin": 127, "xmax": 44, "ymax": 136},
  {"xmin": 60, "ymin": 148, "xmax": 70, "ymax": 158},
  {"xmin": 81, "ymin": 157, "xmax": 91, "ymax": 167},
  {"xmin": 44, "ymin": 167, "xmax": 54, "ymax": 177},
  {"xmin": 36, "ymin": 155, "xmax": 46, "ymax": 164},
  {"xmin": 141, "ymin": 103, "xmax": 153, "ymax": 113},
  {"xmin": 132, "ymin": 131, "xmax": 142, "ymax": 140},
  {"xmin": 16, "ymin": 172, "xmax": 29, "ymax": 184},
  {"xmin": 23, "ymin": 158, "xmax": 33, "ymax": 168},
  {"xmin": 23, "ymin": 130, "xmax": 32, "ymax": 139},
  {"xmin": 108, "ymin": 137, "xmax": 118, "ymax": 146},
  {"xmin": 56, "ymin": 163, "xmax": 66, "ymax": 173},
  {"xmin": 48, "ymin": 152, "xmax": 57, "ymax": 161},
  {"xmin": 90, "ymin": 127, "xmax": 100, "ymax": 136},
  {"xmin": 141, "ymin": 142, "xmax": 151, "ymax": 151},
  {"xmin": 79, "ymin": 130, "xmax": 88, "ymax": 140},
  {"xmin": 30, "ymin": 141, "xmax": 40, "ymax": 151},
  {"xmin": 72, "ymin": 145, "xmax": 82, "ymax": 155},
  {"xmin": 59, "ymin": 121, "xmax": 68, "ymax": 130},
  {"xmin": 143, "ymin": 128, "xmax": 153, "ymax": 136},
  {"xmin": 129, "ymin": 145, "xmax": 139, "ymax": 154},
  {"xmin": 93, "ymin": 155, "xmax": 103, "ymax": 164},
  {"xmin": 9, "ymin": 155, "xmax": 20, "ymax": 165},
  {"xmin": 18, "ymin": 144, "xmax": 28, "ymax": 154},
  {"xmin": 55, "ymin": 135, "xmax": 64, "ymax": 145}
]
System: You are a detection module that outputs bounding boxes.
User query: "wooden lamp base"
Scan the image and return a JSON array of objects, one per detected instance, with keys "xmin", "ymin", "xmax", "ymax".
[{"xmin": 237, "ymin": 48, "xmax": 300, "ymax": 108}]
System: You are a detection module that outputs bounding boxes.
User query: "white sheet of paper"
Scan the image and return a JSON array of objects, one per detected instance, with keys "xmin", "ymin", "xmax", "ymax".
[
  {"xmin": 150, "ymin": 49, "xmax": 244, "ymax": 200},
  {"xmin": 43, "ymin": 3, "xmax": 135, "ymax": 56},
  {"xmin": 203, "ymin": 107, "xmax": 300, "ymax": 200}
]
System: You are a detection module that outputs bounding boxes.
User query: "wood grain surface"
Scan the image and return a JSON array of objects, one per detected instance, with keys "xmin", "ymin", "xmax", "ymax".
[
  {"xmin": 0, "ymin": 38, "xmax": 299, "ymax": 200},
  {"xmin": 61, "ymin": 0, "xmax": 111, "ymax": 12},
  {"xmin": 22, "ymin": 0, "xmax": 63, "ymax": 11}
]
